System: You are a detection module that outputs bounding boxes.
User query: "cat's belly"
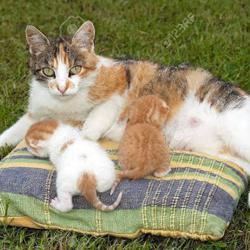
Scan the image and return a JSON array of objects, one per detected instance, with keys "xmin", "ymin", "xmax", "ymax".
[
  {"xmin": 164, "ymin": 93, "xmax": 223, "ymax": 154},
  {"xmin": 105, "ymin": 93, "xmax": 224, "ymax": 155}
]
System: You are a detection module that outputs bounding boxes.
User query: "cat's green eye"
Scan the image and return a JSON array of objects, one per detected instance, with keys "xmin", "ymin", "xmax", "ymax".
[
  {"xmin": 69, "ymin": 66, "xmax": 82, "ymax": 75},
  {"xmin": 42, "ymin": 67, "xmax": 55, "ymax": 77}
]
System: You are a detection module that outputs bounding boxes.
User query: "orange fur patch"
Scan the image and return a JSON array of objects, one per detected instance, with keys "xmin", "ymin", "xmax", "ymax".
[
  {"xmin": 64, "ymin": 119, "xmax": 84, "ymax": 128},
  {"xmin": 166, "ymin": 96, "xmax": 184, "ymax": 121},
  {"xmin": 78, "ymin": 172, "xmax": 122, "ymax": 211},
  {"xmin": 60, "ymin": 139, "xmax": 75, "ymax": 153},
  {"xmin": 127, "ymin": 61, "xmax": 157, "ymax": 101},
  {"xmin": 65, "ymin": 79, "xmax": 73, "ymax": 90},
  {"xmin": 81, "ymin": 51, "xmax": 99, "ymax": 70},
  {"xmin": 25, "ymin": 119, "xmax": 59, "ymax": 149},
  {"xmin": 135, "ymin": 68, "xmax": 187, "ymax": 121},
  {"xmin": 53, "ymin": 57, "xmax": 58, "ymax": 68},
  {"xmin": 77, "ymin": 173, "xmax": 100, "ymax": 209},
  {"xmin": 185, "ymin": 68, "xmax": 212, "ymax": 91},
  {"xmin": 88, "ymin": 65, "xmax": 127, "ymax": 103},
  {"xmin": 79, "ymin": 68, "xmax": 94, "ymax": 78},
  {"xmin": 121, "ymin": 61, "xmax": 185, "ymax": 121}
]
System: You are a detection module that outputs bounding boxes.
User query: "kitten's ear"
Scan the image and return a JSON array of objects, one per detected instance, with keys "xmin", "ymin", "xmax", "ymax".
[
  {"xmin": 160, "ymin": 106, "xmax": 169, "ymax": 116},
  {"xmin": 72, "ymin": 21, "xmax": 95, "ymax": 52},
  {"xmin": 29, "ymin": 139, "xmax": 46, "ymax": 149},
  {"xmin": 25, "ymin": 25, "xmax": 50, "ymax": 56},
  {"xmin": 158, "ymin": 103, "xmax": 169, "ymax": 125},
  {"xmin": 29, "ymin": 139, "xmax": 39, "ymax": 148}
]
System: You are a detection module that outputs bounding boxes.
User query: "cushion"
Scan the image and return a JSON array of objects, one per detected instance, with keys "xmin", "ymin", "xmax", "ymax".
[{"xmin": 0, "ymin": 139, "xmax": 248, "ymax": 240}]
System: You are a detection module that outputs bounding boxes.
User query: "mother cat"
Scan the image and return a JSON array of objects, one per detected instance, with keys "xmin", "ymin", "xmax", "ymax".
[{"xmin": 1, "ymin": 21, "xmax": 250, "ymax": 180}]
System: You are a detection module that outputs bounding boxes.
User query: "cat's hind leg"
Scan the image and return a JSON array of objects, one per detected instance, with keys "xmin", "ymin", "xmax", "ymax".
[
  {"xmin": 218, "ymin": 102, "xmax": 250, "ymax": 208},
  {"xmin": 219, "ymin": 100, "xmax": 250, "ymax": 176}
]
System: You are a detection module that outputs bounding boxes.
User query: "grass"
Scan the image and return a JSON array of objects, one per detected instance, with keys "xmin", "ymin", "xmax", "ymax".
[{"xmin": 0, "ymin": 0, "xmax": 250, "ymax": 248}]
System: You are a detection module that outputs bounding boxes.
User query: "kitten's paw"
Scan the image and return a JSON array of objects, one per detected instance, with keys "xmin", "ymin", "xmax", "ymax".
[
  {"xmin": 50, "ymin": 197, "xmax": 73, "ymax": 212},
  {"xmin": 154, "ymin": 168, "xmax": 171, "ymax": 177}
]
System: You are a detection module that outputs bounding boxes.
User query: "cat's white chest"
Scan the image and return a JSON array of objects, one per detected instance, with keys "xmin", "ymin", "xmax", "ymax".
[{"xmin": 28, "ymin": 81, "xmax": 94, "ymax": 121}]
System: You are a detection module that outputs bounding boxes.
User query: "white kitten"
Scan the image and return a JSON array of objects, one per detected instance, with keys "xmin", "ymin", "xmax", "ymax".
[{"xmin": 25, "ymin": 119, "xmax": 122, "ymax": 212}]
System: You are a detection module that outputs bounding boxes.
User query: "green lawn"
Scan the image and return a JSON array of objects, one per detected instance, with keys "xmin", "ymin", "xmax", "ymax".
[{"xmin": 0, "ymin": 0, "xmax": 250, "ymax": 249}]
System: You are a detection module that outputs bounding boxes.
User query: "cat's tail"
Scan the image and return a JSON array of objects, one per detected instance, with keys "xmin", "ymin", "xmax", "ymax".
[{"xmin": 78, "ymin": 172, "xmax": 123, "ymax": 212}]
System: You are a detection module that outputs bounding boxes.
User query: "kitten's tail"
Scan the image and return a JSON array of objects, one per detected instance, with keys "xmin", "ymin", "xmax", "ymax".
[
  {"xmin": 110, "ymin": 169, "xmax": 145, "ymax": 195},
  {"xmin": 78, "ymin": 173, "xmax": 123, "ymax": 212}
]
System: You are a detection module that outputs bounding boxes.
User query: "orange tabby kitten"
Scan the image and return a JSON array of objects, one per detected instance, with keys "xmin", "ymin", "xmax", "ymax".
[{"xmin": 111, "ymin": 95, "xmax": 171, "ymax": 194}]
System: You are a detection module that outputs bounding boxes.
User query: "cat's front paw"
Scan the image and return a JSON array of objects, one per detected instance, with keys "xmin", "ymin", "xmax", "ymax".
[
  {"xmin": 50, "ymin": 197, "xmax": 73, "ymax": 212},
  {"xmin": 81, "ymin": 128, "xmax": 101, "ymax": 141},
  {"xmin": 0, "ymin": 131, "xmax": 11, "ymax": 148}
]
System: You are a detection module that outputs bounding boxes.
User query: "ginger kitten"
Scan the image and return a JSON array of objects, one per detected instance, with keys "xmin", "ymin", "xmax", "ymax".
[
  {"xmin": 111, "ymin": 95, "xmax": 171, "ymax": 193},
  {"xmin": 25, "ymin": 119, "xmax": 122, "ymax": 212}
]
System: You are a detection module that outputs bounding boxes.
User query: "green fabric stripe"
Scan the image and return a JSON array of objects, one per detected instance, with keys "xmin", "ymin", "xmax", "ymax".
[
  {"xmin": 172, "ymin": 153, "xmax": 232, "ymax": 172},
  {"xmin": 164, "ymin": 171, "xmax": 243, "ymax": 197},
  {"xmin": 0, "ymin": 192, "xmax": 227, "ymax": 238},
  {"xmin": 172, "ymin": 162, "xmax": 244, "ymax": 189},
  {"xmin": 0, "ymin": 192, "xmax": 47, "ymax": 222},
  {"xmin": 171, "ymin": 153, "xmax": 247, "ymax": 185}
]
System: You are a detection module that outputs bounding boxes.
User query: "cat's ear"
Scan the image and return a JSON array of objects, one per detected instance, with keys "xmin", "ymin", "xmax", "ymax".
[
  {"xmin": 25, "ymin": 25, "xmax": 50, "ymax": 56},
  {"xmin": 72, "ymin": 21, "xmax": 95, "ymax": 52}
]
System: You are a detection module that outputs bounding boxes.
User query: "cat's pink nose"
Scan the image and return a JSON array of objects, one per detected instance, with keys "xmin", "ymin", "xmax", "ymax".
[{"xmin": 57, "ymin": 86, "xmax": 67, "ymax": 95}]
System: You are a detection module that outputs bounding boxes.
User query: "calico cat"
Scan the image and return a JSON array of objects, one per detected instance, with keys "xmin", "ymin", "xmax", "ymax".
[
  {"xmin": 25, "ymin": 119, "xmax": 122, "ymax": 212},
  {"xmin": 111, "ymin": 95, "xmax": 171, "ymax": 194},
  {"xmin": 0, "ymin": 20, "xmax": 249, "ymax": 203}
]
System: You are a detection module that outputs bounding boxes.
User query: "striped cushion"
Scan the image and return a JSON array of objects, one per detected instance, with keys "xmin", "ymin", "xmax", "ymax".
[{"xmin": 0, "ymin": 139, "xmax": 247, "ymax": 240}]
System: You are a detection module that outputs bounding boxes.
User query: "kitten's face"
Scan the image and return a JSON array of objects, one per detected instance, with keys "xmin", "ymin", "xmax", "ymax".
[
  {"xmin": 128, "ymin": 95, "xmax": 169, "ymax": 128},
  {"xmin": 26, "ymin": 21, "xmax": 98, "ymax": 98},
  {"xmin": 25, "ymin": 119, "xmax": 59, "ymax": 158}
]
